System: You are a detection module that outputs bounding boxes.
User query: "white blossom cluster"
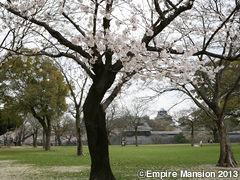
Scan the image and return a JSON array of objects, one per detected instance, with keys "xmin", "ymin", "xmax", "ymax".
[
  {"xmin": 0, "ymin": 0, "xmax": 238, "ymax": 88},
  {"xmin": 145, "ymin": 0, "xmax": 239, "ymax": 87}
]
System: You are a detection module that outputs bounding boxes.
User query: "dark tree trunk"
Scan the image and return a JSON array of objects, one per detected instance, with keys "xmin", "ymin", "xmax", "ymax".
[
  {"xmin": 83, "ymin": 70, "xmax": 116, "ymax": 180},
  {"xmin": 84, "ymin": 104, "xmax": 114, "ymax": 179},
  {"xmin": 216, "ymin": 120, "xmax": 238, "ymax": 167},
  {"xmin": 57, "ymin": 136, "xmax": 62, "ymax": 146},
  {"xmin": 212, "ymin": 126, "xmax": 219, "ymax": 143},
  {"xmin": 76, "ymin": 125, "xmax": 84, "ymax": 156},
  {"xmin": 191, "ymin": 121, "xmax": 194, "ymax": 147},
  {"xmin": 32, "ymin": 129, "xmax": 38, "ymax": 148},
  {"xmin": 17, "ymin": 132, "xmax": 22, "ymax": 146},
  {"xmin": 42, "ymin": 131, "xmax": 46, "ymax": 149},
  {"xmin": 44, "ymin": 126, "xmax": 51, "ymax": 151},
  {"xmin": 31, "ymin": 108, "xmax": 52, "ymax": 150},
  {"xmin": 43, "ymin": 117, "xmax": 52, "ymax": 151},
  {"xmin": 135, "ymin": 127, "xmax": 138, "ymax": 147},
  {"xmin": 107, "ymin": 132, "xmax": 112, "ymax": 145},
  {"xmin": 76, "ymin": 111, "xmax": 84, "ymax": 156},
  {"xmin": 76, "ymin": 132, "xmax": 84, "ymax": 156}
]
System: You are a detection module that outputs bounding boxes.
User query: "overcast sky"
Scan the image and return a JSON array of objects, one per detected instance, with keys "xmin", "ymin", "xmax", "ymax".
[{"xmin": 115, "ymin": 81, "xmax": 196, "ymax": 120}]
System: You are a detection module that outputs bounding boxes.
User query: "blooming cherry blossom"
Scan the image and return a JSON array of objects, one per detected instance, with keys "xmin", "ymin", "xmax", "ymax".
[{"xmin": 1, "ymin": 0, "xmax": 239, "ymax": 178}]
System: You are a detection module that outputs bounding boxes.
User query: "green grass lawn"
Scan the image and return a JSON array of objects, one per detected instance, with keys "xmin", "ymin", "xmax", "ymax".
[{"xmin": 0, "ymin": 143, "xmax": 240, "ymax": 179}]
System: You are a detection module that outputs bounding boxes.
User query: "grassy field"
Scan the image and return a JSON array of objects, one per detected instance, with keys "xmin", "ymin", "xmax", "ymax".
[{"xmin": 0, "ymin": 143, "xmax": 240, "ymax": 179}]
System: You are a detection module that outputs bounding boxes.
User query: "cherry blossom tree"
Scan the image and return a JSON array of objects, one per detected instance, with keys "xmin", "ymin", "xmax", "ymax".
[
  {"xmin": 150, "ymin": 0, "xmax": 240, "ymax": 167},
  {"xmin": 0, "ymin": 0, "xmax": 197, "ymax": 179}
]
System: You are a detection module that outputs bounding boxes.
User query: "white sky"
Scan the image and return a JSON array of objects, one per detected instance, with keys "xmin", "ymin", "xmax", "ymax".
[{"xmin": 116, "ymin": 82, "xmax": 196, "ymax": 120}]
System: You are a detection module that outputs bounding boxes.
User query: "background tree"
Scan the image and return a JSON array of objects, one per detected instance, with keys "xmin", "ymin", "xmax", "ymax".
[
  {"xmin": 0, "ymin": 104, "xmax": 23, "ymax": 136},
  {"xmin": 178, "ymin": 108, "xmax": 205, "ymax": 147},
  {"xmin": 56, "ymin": 60, "xmax": 88, "ymax": 155},
  {"xmin": 150, "ymin": 0, "xmax": 240, "ymax": 167},
  {"xmin": 15, "ymin": 119, "xmax": 33, "ymax": 146},
  {"xmin": 63, "ymin": 116, "xmax": 77, "ymax": 145},
  {"xmin": 0, "ymin": 55, "xmax": 69, "ymax": 150},
  {"xmin": 174, "ymin": 133, "xmax": 189, "ymax": 144},
  {"xmin": 123, "ymin": 101, "xmax": 148, "ymax": 147},
  {"xmin": 25, "ymin": 113, "xmax": 42, "ymax": 148},
  {"xmin": 62, "ymin": 116, "xmax": 77, "ymax": 146},
  {"xmin": 221, "ymin": 61, "xmax": 240, "ymax": 121},
  {"xmin": 191, "ymin": 109, "xmax": 219, "ymax": 143},
  {"xmin": 52, "ymin": 115, "xmax": 77, "ymax": 146},
  {"xmin": 105, "ymin": 103, "xmax": 123, "ymax": 145},
  {"xmin": 52, "ymin": 118, "xmax": 67, "ymax": 146},
  {"xmin": 106, "ymin": 104, "xmax": 130, "ymax": 144}
]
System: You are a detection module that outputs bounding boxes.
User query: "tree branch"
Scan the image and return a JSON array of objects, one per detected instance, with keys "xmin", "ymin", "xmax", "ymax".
[
  {"xmin": 40, "ymin": 51, "xmax": 95, "ymax": 79},
  {"xmin": 220, "ymin": 74, "xmax": 240, "ymax": 119},
  {"xmin": 102, "ymin": 72, "xmax": 135, "ymax": 110},
  {"xmin": 181, "ymin": 84, "xmax": 218, "ymax": 121},
  {"xmin": 142, "ymin": 1, "xmax": 194, "ymax": 47},
  {"xmin": 202, "ymin": 3, "xmax": 240, "ymax": 52},
  {"xmin": 62, "ymin": 12, "xmax": 86, "ymax": 37},
  {"xmin": 1, "ymin": 4, "xmax": 92, "ymax": 60},
  {"xmin": 154, "ymin": 0, "xmax": 165, "ymax": 20}
]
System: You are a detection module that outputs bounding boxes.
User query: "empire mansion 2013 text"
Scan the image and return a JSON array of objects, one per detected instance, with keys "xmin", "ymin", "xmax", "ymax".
[{"xmin": 137, "ymin": 169, "xmax": 239, "ymax": 179}]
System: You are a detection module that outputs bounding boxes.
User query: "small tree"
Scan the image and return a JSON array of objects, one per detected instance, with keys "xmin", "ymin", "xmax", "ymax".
[
  {"xmin": 62, "ymin": 116, "xmax": 77, "ymax": 146},
  {"xmin": 25, "ymin": 114, "xmax": 42, "ymax": 148},
  {"xmin": 52, "ymin": 115, "xmax": 77, "ymax": 146},
  {"xmin": 56, "ymin": 60, "xmax": 88, "ymax": 155},
  {"xmin": 105, "ymin": 103, "xmax": 122, "ymax": 145},
  {"xmin": 178, "ymin": 108, "xmax": 203, "ymax": 147},
  {"xmin": 123, "ymin": 101, "xmax": 148, "ymax": 147},
  {"xmin": 15, "ymin": 120, "xmax": 33, "ymax": 146}
]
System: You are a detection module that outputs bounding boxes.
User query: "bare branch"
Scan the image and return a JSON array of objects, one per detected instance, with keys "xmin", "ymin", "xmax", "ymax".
[
  {"xmin": 1, "ymin": 3, "xmax": 92, "ymax": 60},
  {"xmin": 40, "ymin": 51, "xmax": 95, "ymax": 79},
  {"xmin": 154, "ymin": 0, "xmax": 165, "ymax": 20},
  {"xmin": 142, "ymin": 1, "xmax": 194, "ymax": 47},
  {"xmin": 166, "ymin": 0, "xmax": 177, "ymax": 10},
  {"xmin": 203, "ymin": 3, "xmax": 240, "ymax": 52},
  {"xmin": 62, "ymin": 12, "xmax": 86, "ymax": 37}
]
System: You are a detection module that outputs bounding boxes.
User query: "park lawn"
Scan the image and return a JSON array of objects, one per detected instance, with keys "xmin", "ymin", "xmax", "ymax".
[{"xmin": 0, "ymin": 143, "xmax": 240, "ymax": 179}]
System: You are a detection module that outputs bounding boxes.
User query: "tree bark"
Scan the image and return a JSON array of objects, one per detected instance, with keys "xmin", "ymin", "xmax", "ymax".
[
  {"xmin": 212, "ymin": 126, "xmax": 219, "ymax": 143},
  {"xmin": 43, "ymin": 117, "xmax": 52, "ymax": 151},
  {"xmin": 42, "ymin": 131, "xmax": 45, "ymax": 149},
  {"xmin": 17, "ymin": 131, "xmax": 22, "ymax": 146},
  {"xmin": 135, "ymin": 127, "xmax": 138, "ymax": 147},
  {"xmin": 57, "ymin": 135, "xmax": 62, "ymax": 146},
  {"xmin": 32, "ymin": 129, "xmax": 38, "ymax": 148},
  {"xmin": 75, "ymin": 108, "xmax": 84, "ymax": 156},
  {"xmin": 76, "ymin": 131, "xmax": 84, "ymax": 156},
  {"xmin": 83, "ymin": 70, "xmax": 116, "ymax": 180},
  {"xmin": 191, "ymin": 121, "xmax": 194, "ymax": 147},
  {"xmin": 216, "ymin": 120, "xmax": 238, "ymax": 167},
  {"xmin": 31, "ymin": 108, "xmax": 52, "ymax": 150},
  {"xmin": 107, "ymin": 132, "xmax": 112, "ymax": 145},
  {"xmin": 44, "ymin": 124, "xmax": 52, "ymax": 151}
]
